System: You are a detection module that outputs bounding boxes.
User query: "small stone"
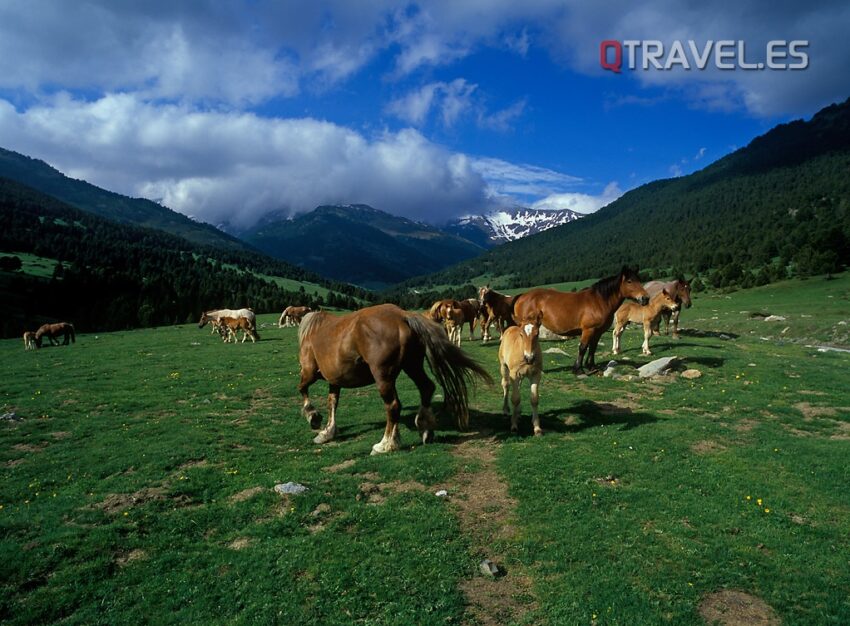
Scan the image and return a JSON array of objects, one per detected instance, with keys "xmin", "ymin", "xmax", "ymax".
[
  {"xmin": 576, "ymin": 374, "xmax": 588, "ymax": 380},
  {"xmin": 435, "ymin": 489, "xmax": 448, "ymax": 497},
  {"xmin": 637, "ymin": 356, "xmax": 679, "ymax": 378},
  {"xmin": 763, "ymin": 315, "xmax": 786, "ymax": 322},
  {"xmin": 681, "ymin": 369, "xmax": 702, "ymax": 380},
  {"xmin": 274, "ymin": 482, "xmax": 309, "ymax": 495},
  {"xmin": 0, "ymin": 412, "xmax": 21, "ymax": 421},
  {"xmin": 543, "ymin": 347, "xmax": 568, "ymax": 355},
  {"xmin": 719, "ymin": 334, "xmax": 732, "ymax": 340},
  {"xmin": 479, "ymin": 559, "xmax": 500, "ymax": 578}
]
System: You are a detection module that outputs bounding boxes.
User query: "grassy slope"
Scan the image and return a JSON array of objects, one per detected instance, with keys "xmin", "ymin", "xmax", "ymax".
[{"xmin": 1, "ymin": 275, "xmax": 848, "ymax": 624}]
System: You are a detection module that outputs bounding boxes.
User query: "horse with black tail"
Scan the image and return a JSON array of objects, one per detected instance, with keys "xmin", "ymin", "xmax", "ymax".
[
  {"xmin": 297, "ymin": 304, "xmax": 492, "ymax": 455},
  {"xmin": 35, "ymin": 322, "xmax": 75, "ymax": 348}
]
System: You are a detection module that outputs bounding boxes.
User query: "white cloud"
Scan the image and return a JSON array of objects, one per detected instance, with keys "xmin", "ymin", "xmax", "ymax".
[
  {"xmin": 531, "ymin": 181, "xmax": 622, "ymax": 214},
  {"xmin": 471, "ymin": 157, "xmax": 583, "ymax": 199},
  {"xmin": 0, "ymin": 94, "xmax": 490, "ymax": 228}
]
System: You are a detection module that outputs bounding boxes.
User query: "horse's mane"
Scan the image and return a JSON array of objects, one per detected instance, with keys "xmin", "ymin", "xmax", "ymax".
[
  {"xmin": 590, "ymin": 273, "xmax": 622, "ymax": 300},
  {"xmin": 298, "ymin": 311, "xmax": 326, "ymax": 345}
]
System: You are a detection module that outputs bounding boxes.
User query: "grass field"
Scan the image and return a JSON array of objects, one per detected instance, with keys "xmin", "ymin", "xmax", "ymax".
[{"xmin": 2, "ymin": 275, "xmax": 849, "ymax": 624}]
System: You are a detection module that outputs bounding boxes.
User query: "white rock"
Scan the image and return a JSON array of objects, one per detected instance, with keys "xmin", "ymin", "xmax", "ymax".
[{"xmin": 637, "ymin": 356, "xmax": 679, "ymax": 378}]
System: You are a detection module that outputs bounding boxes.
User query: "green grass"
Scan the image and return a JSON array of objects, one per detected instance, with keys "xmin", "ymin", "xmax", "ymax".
[
  {"xmin": 2, "ymin": 275, "xmax": 849, "ymax": 624},
  {"xmin": 0, "ymin": 251, "xmax": 64, "ymax": 278}
]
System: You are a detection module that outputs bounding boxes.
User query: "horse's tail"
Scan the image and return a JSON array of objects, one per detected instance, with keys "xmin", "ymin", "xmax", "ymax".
[
  {"xmin": 68, "ymin": 324, "xmax": 75, "ymax": 343},
  {"xmin": 405, "ymin": 314, "xmax": 492, "ymax": 430}
]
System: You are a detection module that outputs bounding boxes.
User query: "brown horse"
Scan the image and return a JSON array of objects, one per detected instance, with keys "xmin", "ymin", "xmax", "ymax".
[
  {"xmin": 35, "ymin": 322, "xmax": 75, "ymax": 348},
  {"xmin": 499, "ymin": 313, "xmax": 544, "ymax": 436},
  {"xmin": 297, "ymin": 304, "xmax": 491, "ymax": 455},
  {"xmin": 220, "ymin": 316, "xmax": 260, "ymax": 343},
  {"xmin": 23, "ymin": 331, "xmax": 37, "ymax": 351},
  {"xmin": 459, "ymin": 298, "xmax": 482, "ymax": 340},
  {"xmin": 478, "ymin": 285, "xmax": 515, "ymax": 342},
  {"xmin": 512, "ymin": 267, "xmax": 649, "ymax": 373},
  {"xmin": 279, "ymin": 305, "xmax": 312, "ymax": 328},
  {"xmin": 644, "ymin": 278, "xmax": 692, "ymax": 338},
  {"xmin": 612, "ymin": 289, "xmax": 679, "ymax": 356}
]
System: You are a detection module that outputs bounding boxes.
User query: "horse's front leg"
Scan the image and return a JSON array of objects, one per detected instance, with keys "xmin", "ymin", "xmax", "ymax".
[
  {"xmin": 585, "ymin": 333, "xmax": 602, "ymax": 372},
  {"xmin": 371, "ymin": 378, "xmax": 402, "ymax": 455},
  {"xmin": 313, "ymin": 385, "xmax": 339, "ymax": 444},
  {"xmin": 671, "ymin": 309, "xmax": 681, "ymax": 339},
  {"xmin": 510, "ymin": 378, "xmax": 521, "ymax": 434},
  {"xmin": 530, "ymin": 371, "xmax": 542, "ymax": 436},
  {"xmin": 642, "ymin": 321, "xmax": 652, "ymax": 355}
]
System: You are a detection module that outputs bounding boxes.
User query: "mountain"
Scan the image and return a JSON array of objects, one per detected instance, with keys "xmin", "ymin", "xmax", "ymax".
[
  {"xmin": 239, "ymin": 204, "xmax": 485, "ymax": 289},
  {"xmin": 0, "ymin": 177, "xmax": 372, "ymax": 336},
  {"xmin": 387, "ymin": 96, "xmax": 850, "ymax": 300},
  {"xmin": 444, "ymin": 207, "xmax": 584, "ymax": 247},
  {"xmin": 0, "ymin": 147, "xmax": 251, "ymax": 253}
]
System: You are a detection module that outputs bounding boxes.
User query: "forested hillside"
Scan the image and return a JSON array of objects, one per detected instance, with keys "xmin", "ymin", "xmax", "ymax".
[
  {"xmin": 0, "ymin": 179, "xmax": 369, "ymax": 337},
  {"xmin": 0, "ymin": 147, "xmax": 251, "ymax": 253},
  {"xmin": 389, "ymin": 97, "xmax": 850, "ymax": 295}
]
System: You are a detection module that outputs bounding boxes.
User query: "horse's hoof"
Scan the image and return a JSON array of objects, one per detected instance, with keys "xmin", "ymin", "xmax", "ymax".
[
  {"xmin": 313, "ymin": 429, "xmax": 335, "ymax": 444},
  {"xmin": 421, "ymin": 430, "xmax": 434, "ymax": 444},
  {"xmin": 370, "ymin": 442, "xmax": 393, "ymax": 455},
  {"xmin": 306, "ymin": 412, "xmax": 322, "ymax": 430},
  {"xmin": 510, "ymin": 426, "xmax": 519, "ymax": 434},
  {"xmin": 533, "ymin": 429, "xmax": 543, "ymax": 437}
]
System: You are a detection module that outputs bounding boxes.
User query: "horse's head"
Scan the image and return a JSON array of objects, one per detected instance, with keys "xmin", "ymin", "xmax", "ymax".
[
  {"xmin": 660, "ymin": 288, "xmax": 680, "ymax": 312},
  {"xmin": 620, "ymin": 266, "xmax": 649, "ymax": 305},
  {"xmin": 198, "ymin": 312, "xmax": 211, "ymax": 328},
  {"xmin": 676, "ymin": 278, "xmax": 693, "ymax": 309},
  {"xmin": 518, "ymin": 312, "xmax": 543, "ymax": 364},
  {"xmin": 478, "ymin": 285, "xmax": 491, "ymax": 305}
]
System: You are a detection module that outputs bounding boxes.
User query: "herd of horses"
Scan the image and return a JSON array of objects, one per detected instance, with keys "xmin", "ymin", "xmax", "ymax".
[
  {"xmin": 23, "ymin": 267, "xmax": 692, "ymax": 457},
  {"xmin": 297, "ymin": 267, "xmax": 692, "ymax": 455},
  {"xmin": 22, "ymin": 322, "xmax": 75, "ymax": 350}
]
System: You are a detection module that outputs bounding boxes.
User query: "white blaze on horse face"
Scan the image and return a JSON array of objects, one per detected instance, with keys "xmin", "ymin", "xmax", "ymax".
[{"xmin": 524, "ymin": 323, "xmax": 534, "ymax": 336}]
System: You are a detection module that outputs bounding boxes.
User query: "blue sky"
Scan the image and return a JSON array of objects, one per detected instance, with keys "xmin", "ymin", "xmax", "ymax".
[{"xmin": 0, "ymin": 1, "xmax": 847, "ymax": 229}]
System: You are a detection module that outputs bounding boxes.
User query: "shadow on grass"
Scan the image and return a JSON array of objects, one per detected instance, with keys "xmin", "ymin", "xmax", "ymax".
[{"xmin": 677, "ymin": 329, "xmax": 740, "ymax": 340}]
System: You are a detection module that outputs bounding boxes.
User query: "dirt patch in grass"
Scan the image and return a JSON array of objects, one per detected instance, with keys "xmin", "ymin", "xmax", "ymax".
[
  {"xmin": 691, "ymin": 440, "xmax": 727, "ymax": 455},
  {"xmin": 12, "ymin": 442, "xmax": 48, "ymax": 453},
  {"xmin": 95, "ymin": 487, "xmax": 167, "ymax": 513},
  {"xmin": 230, "ymin": 486, "xmax": 265, "ymax": 503},
  {"xmin": 733, "ymin": 419, "xmax": 758, "ymax": 433},
  {"xmin": 227, "ymin": 537, "xmax": 253, "ymax": 550},
  {"xmin": 323, "ymin": 459, "xmax": 356, "ymax": 473},
  {"xmin": 50, "ymin": 431, "xmax": 72, "ymax": 439},
  {"xmin": 698, "ymin": 589, "xmax": 780, "ymax": 625},
  {"xmin": 594, "ymin": 474, "xmax": 621, "ymax": 487},
  {"xmin": 5, "ymin": 458, "xmax": 25, "ymax": 467},
  {"xmin": 115, "ymin": 549, "xmax": 147, "ymax": 567},
  {"xmin": 355, "ymin": 480, "xmax": 425, "ymax": 505},
  {"xmin": 794, "ymin": 402, "xmax": 850, "ymax": 420},
  {"xmin": 451, "ymin": 432, "xmax": 537, "ymax": 626},
  {"xmin": 177, "ymin": 459, "xmax": 208, "ymax": 471}
]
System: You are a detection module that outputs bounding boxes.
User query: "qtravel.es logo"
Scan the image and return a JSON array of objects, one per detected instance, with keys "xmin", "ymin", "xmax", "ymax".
[{"xmin": 600, "ymin": 40, "xmax": 809, "ymax": 73}]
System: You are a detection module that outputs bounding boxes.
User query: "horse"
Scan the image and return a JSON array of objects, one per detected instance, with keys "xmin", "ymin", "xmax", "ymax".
[
  {"xmin": 34, "ymin": 322, "xmax": 75, "ymax": 348},
  {"xmin": 478, "ymin": 285, "xmax": 515, "ymax": 342},
  {"xmin": 644, "ymin": 278, "xmax": 692, "ymax": 338},
  {"xmin": 443, "ymin": 303, "xmax": 465, "ymax": 347},
  {"xmin": 511, "ymin": 266, "xmax": 649, "ymax": 373},
  {"xmin": 612, "ymin": 289, "xmax": 680, "ymax": 356},
  {"xmin": 23, "ymin": 331, "xmax": 37, "ymax": 351},
  {"xmin": 220, "ymin": 316, "xmax": 260, "ymax": 343},
  {"xmin": 297, "ymin": 304, "xmax": 491, "ymax": 455},
  {"xmin": 279, "ymin": 306, "xmax": 312, "ymax": 328},
  {"xmin": 199, "ymin": 308, "xmax": 255, "ymax": 332},
  {"xmin": 458, "ymin": 298, "xmax": 482, "ymax": 340},
  {"xmin": 498, "ymin": 313, "xmax": 544, "ymax": 436}
]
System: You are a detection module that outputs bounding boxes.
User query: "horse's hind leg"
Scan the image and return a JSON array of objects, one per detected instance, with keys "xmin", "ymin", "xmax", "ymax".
[
  {"xmin": 404, "ymin": 358, "xmax": 436, "ymax": 444},
  {"xmin": 510, "ymin": 378, "xmax": 521, "ymax": 434},
  {"xmin": 500, "ymin": 364, "xmax": 511, "ymax": 416},
  {"xmin": 298, "ymin": 357, "xmax": 323, "ymax": 430},
  {"xmin": 671, "ymin": 309, "xmax": 681, "ymax": 339},
  {"xmin": 314, "ymin": 385, "xmax": 340, "ymax": 444},
  {"xmin": 371, "ymin": 375, "xmax": 402, "ymax": 455}
]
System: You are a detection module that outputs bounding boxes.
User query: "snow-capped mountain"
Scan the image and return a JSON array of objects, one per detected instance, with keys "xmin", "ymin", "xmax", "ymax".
[{"xmin": 444, "ymin": 207, "xmax": 585, "ymax": 248}]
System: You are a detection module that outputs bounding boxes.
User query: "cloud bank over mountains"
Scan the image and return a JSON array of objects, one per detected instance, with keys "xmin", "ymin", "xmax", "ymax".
[{"xmin": 0, "ymin": 1, "xmax": 846, "ymax": 227}]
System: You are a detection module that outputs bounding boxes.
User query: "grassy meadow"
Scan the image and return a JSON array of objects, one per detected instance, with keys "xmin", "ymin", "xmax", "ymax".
[{"xmin": 2, "ymin": 275, "xmax": 849, "ymax": 625}]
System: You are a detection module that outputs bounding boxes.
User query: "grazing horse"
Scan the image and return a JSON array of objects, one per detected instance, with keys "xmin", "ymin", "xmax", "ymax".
[
  {"xmin": 478, "ymin": 285, "xmax": 516, "ymax": 342},
  {"xmin": 458, "ymin": 298, "xmax": 482, "ymax": 340},
  {"xmin": 34, "ymin": 322, "xmax": 75, "ymax": 348},
  {"xmin": 23, "ymin": 331, "xmax": 37, "ymax": 351},
  {"xmin": 612, "ymin": 289, "xmax": 680, "ymax": 356},
  {"xmin": 199, "ymin": 308, "xmax": 255, "ymax": 332},
  {"xmin": 644, "ymin": 278, "xmax": 692, "ymax": 338},
  {"xmin": 512, "ymin": 267, "xmax": 649, "ymax": 373},
  {"xmin": 220, "ymin": 316, "xmax": 260, "ymax": 343},
  {"xmin": 279, "ymin": 306, "xmax": 312, "ymax": 328},
  {"xmin": 499, "ymin": 313, "xmax": 544, "ymax": 436},
  {"xmin": 297, "ymin": 304, "xmax": 491, "ymax": 455}
]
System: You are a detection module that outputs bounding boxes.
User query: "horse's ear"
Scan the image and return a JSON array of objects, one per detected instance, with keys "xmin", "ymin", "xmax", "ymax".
[{"xmin": 662, "ymin": 288, "xmax": 669, "ymax": 296}]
